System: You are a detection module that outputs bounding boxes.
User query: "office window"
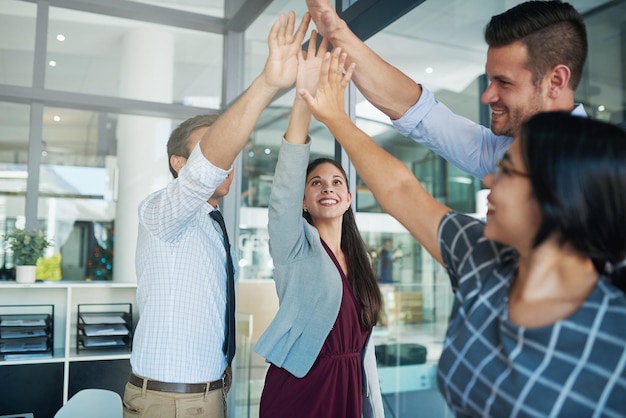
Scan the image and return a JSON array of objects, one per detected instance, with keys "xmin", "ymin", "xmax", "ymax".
[
  {"xmin": 575, "ymin": 0, "xmax": 625, "ymax": 124},
  {"xmin": 0, "ymin": 102, "xmax": 30, "ymax": 276},
  {"xmin": 0, "ymin": 0, "xmax": 36, "ymax": 87},
  {"xmin": 133, "ymin": 0, "xmax": 225, "ymax": 17},
  {"xmin": 45, "ymin": 6, "xmax": 224, "ymax": 105}
]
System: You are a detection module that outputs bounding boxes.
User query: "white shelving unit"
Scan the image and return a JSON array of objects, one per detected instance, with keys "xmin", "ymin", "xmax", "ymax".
[{"xmin": 0, "ymin": 281, "xmax": 137, "ymax": 411}]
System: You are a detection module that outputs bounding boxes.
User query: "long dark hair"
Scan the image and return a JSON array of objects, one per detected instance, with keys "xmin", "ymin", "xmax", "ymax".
[
  {"xmin": 303, "ymin": 158, "xmax": 382, "ymax": 330},
  {"xmin": 522, "ymin": 112, "xmax": 626, "ymax": 293}
]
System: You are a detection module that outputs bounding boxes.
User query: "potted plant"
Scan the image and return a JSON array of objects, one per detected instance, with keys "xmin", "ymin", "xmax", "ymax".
[{"xmin": 4, "ymin": 228, "xmax": 51, "ymax": 283}]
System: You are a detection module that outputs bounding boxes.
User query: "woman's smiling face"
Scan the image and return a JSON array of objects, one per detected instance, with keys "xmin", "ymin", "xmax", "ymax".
[
  {"xmin": 482, "ymin": 139, "xmax": 542, "ymax": 251},
  {"xmin": 303, "ymin": 162, "xmax": 352, "ymax": 223}
]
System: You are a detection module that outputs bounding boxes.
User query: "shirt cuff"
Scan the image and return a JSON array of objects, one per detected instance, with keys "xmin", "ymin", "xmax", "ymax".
[
  {"xmin": 184, "ymin": 142, "xmax": 231, "ymax": 186},
  {"xmin": 392, "ymin": 85, "xmax": 436, "ymax": 136}
]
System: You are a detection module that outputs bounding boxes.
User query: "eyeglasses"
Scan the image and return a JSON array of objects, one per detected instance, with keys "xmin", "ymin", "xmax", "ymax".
[{"xmin": 492, "ymin": 160, "xmax": 529, "ymax": 182}]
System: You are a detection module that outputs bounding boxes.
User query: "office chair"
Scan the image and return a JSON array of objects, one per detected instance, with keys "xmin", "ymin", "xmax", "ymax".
[{"xmin": 53, "ymin": 389, "xmax": 122, "ymax": 418}]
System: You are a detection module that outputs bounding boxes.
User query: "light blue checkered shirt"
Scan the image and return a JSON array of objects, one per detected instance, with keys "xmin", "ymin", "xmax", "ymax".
[
  {"xmin": 437, "ymin": 212, "xmax": 626, "ymax": 417},
  {"xmin": 132, "ymin": 142, "xmax": 236, "ymax": 383}
]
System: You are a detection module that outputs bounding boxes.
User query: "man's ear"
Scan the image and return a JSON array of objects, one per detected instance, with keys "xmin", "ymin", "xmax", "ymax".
[
  {"xmin": 548, "ymin": 64, "xmax": 572, "ymax": 98},
  {"xmin": 170, "ymin": 155, "xmax": 185, "ymax": 173}
]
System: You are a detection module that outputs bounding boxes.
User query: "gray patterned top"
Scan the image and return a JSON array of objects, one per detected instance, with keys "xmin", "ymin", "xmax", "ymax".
[{"xmin": 437, "ymin": 211, "xmax": 626, "ymax": 418}]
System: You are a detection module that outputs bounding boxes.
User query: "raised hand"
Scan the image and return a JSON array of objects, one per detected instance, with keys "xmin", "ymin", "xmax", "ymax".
[
  {"xmin": 263, "ymin": 11, "xmax": 311, "ymax": 90},
  {"xmin": 198, "ymin": 12, "xmax": 309, "ymax": 170},
  {"xmin": 299, "ymin": 47, "xmax": 355, "ymax": 125},
  {"xmin": 306, "ymin": 0, "xmax": 343, "ymax": 40},
  {"xmin": 296, "ymin": 30, "xmax": 330, "ymax": 98},
  {"xmin": 284, "ymin": 30, "xmax": 329, "ymax": 144}
]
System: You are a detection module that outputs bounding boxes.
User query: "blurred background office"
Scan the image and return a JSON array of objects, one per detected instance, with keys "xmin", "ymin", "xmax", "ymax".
[{"xmin": 0, "ymin": 0, "xmax": 624, "ymax": 416}]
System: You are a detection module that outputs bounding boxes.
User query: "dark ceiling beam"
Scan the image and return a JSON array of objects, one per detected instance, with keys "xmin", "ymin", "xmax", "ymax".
[
  {"xmin": 337, "ymin": 0, "xmax": 426, "ymax": 41},
  {"xmin": 225, "ymin": 0, "xmax": 274, "ymax": 32}
]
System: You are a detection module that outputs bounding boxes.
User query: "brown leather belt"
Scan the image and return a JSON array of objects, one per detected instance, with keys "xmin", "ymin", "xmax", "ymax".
[{"xmin": 129, "ymin": 373, "xmax": 226, "ymax": 394}]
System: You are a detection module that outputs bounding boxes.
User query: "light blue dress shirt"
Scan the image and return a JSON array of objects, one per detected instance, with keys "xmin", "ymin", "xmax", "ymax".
[
  {"xmin": 132, "ymin": 142, "xmax": 236, "ymax": 383},
  {"xmin": 392, "ymin": 86, "xmax": 588, "ymax": 178}
]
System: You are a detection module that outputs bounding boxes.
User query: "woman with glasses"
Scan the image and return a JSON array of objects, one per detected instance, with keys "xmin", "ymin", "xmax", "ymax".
[{"xmin": 298, "ymin": 49, "xmax": 626, "ymax": 417}]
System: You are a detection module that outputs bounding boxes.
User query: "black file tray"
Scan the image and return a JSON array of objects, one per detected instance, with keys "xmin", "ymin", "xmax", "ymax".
[
  {"xmin": 0, "ymin": 305, "xmax": 54, "ymax": 360},
  {"xmin": 77, "ymin": 303, "xmax": 133, "ymax": 354}
]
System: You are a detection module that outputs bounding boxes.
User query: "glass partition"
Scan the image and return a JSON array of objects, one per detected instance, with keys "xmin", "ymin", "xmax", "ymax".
[
  {"xmin": 574, "ymin": 0, "xmax": 625, "ymax": 124},
  {"xmin": 46, "ymin": 7, "xmax": 223, "ymax": 104},
  {"xmin": 0, "ymin": 0, "xmax": 36, "ymax": 87},
  {"xmin": 0, "ymin": 101, "xmax": 30, "ymax": 280},
  {"xmin": 133, "ymin": 0, "xmax": 225, "ymax": 17}
]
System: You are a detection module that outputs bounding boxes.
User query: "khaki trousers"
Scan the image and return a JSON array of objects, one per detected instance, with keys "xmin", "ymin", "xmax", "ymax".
[{"xmin": 122, "ymin": 381, "xmax": 227, "ymax": 418}]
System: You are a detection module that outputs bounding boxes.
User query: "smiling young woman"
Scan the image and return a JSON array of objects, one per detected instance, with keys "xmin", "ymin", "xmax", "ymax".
[
  {"xmin": 482, "ymin": 140, "xmax": 542, "ymax": 252},
  {"xmin": 254, "ymin": 33, "xmax": 384, "ymax": 418}
]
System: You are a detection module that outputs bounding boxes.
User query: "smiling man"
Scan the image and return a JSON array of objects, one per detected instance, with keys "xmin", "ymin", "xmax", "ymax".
[{"xmin": 306, "ymin": 0, "xmax": 588, "ymax": 179}]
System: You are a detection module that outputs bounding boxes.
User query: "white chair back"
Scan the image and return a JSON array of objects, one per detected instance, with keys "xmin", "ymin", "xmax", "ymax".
[{"xmin": 53, "ymin": 389, "xmax": 122, "ymax": 418}]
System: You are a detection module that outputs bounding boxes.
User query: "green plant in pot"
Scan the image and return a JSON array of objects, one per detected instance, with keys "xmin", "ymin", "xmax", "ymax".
[{"xmin": 5, "ymin": 228, "xmax": 51, "ymax": 283}]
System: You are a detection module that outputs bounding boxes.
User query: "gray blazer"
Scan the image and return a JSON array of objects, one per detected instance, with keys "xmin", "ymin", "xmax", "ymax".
[{"xmin": 254, "ymin": 139, "xmax": 384, "ymax": 418}]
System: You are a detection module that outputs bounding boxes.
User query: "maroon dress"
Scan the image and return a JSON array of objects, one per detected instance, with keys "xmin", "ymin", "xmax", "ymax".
[{"xmin": 259, "ymin": 240, "xmax": 370, "ymax": 418}]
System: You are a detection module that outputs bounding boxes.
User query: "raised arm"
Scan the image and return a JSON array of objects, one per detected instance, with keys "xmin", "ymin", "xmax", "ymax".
[
  {"xmin": 307, "ymin": 1, "xmax": 509, "ymax": 180},
  {"xmin": 306, "ymin": 0, "xmax": 421, "ymax": 120},
  {"xmin": 200, "ymin": 11, "xmax": 310, "ymax": 169},
  {"xmin": 299, "ymin": 49, "xmax": 449, "ymax": 265},
  {"xmin": 284, "ymin": 30, "xmax": 329, "ymax": 145}
]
